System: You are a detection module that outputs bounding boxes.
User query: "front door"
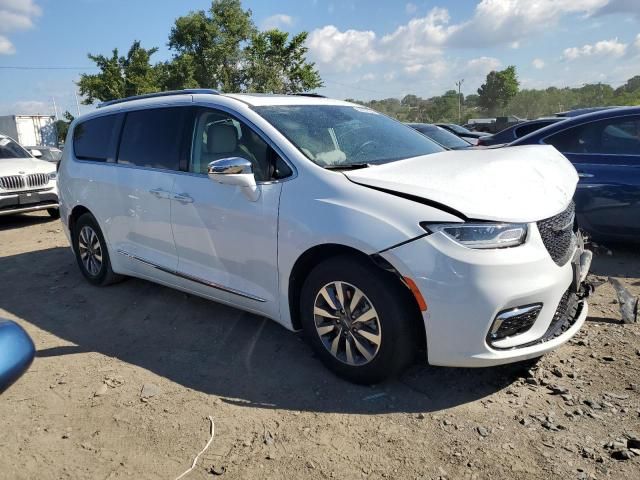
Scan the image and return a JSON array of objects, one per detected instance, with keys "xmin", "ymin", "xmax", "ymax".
[{"xmin": 171, "ymin": 108, "xmax": 287, "ymax": 318}]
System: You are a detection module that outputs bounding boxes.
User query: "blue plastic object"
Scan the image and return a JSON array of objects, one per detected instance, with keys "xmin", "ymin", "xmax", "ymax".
[{"xmin": 0, "ymin": 320, "xmax": 35, "ymax": 393}]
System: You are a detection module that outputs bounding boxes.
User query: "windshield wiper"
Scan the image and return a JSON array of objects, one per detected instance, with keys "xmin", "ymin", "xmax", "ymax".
[{"xmin": 323, "ymin": 163, "xmax": 372, "ymax": 170}]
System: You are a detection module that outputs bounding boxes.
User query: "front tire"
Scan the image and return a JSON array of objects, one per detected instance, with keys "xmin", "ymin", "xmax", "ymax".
[
  {"xmin": 47, "ymin": 208, "xmax": 60, "ymax": 219},
  {"xmin": 72, "ymin": 213, "xmax": 123, "ymax": 286},
  {"xmin": 300, "ymin": 255, "xmax": 417, "ymax": 384}
]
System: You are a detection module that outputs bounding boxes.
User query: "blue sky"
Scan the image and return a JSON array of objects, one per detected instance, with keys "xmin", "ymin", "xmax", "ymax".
[{"xmin": 1, "ymin": 0, "xmax": 639, "ymax": 117}]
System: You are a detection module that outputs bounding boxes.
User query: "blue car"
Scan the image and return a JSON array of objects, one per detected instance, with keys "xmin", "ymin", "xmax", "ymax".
[{"xmin": 510, "ymin": 107, "xmax": 640, "ymax": 243}]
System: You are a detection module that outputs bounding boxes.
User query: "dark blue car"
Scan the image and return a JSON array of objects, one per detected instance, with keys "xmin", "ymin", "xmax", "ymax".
[{"xmin": 510, "ymin": 107, "xmax": 640, "ymax": 242}]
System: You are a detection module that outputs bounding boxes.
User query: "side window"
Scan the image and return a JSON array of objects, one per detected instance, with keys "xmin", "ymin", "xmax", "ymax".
[
  {"xmin": 190, "ymin": 110, "xmax": 291, "ymax": 181},
  {"xmin": 117, "ymin": 108, "xmax": 186, "ymax": 170},
  {"xmin": 515, "ymin": 121, "xmax": 549, "ymax": 138},
  {"xmin": 544, "ymin": 116, "xmax": 640, "ymax": 155},
  {"xmin": 73, "ymin": 114, "xmax": 119, "ymax": 161}
]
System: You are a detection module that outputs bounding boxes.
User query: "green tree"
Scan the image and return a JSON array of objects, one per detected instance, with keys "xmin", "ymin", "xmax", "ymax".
[
  {"xmin": 55, "ymin": 111, "xmax": 75, "ymax": 144},
  {"xmin": 77, "ymin": 41, "xmax": 159, "ymax": 103},
  {"xmin": 168, "ymin": 0, "xmax": 255, "ymax": 91},
  {"xmin": 243, "ymin": 30, "xmax": 322, "ymax": 93},
  {"xmin": 477, "ymin": 65, "xmax": 519, "ymax": 115}
]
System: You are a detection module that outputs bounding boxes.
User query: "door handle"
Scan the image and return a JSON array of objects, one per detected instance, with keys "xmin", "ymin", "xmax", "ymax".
[
  {"xmin": 149, "ymin": 188, "xmax": 171, "ymax": 199},
  {"xmin": 173, "ymin": 192, "xmax": 194, "ymax": 203},
  {"xmin": 578, "ymin": 172, "xmax": 594, "ymax": 178}
]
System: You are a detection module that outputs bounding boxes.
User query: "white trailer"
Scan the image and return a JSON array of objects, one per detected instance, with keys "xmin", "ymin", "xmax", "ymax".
[{"xmin": 0, "ymin": 115, "xmax": 58, "ymax": 147}]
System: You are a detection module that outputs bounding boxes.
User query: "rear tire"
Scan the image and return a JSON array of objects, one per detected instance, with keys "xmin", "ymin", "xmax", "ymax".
[
  {"xmin": 47, "ymin": 208, "xmax": 60, "ymax": 219},
  {"xmin": 300, "ymin": 255, "xmax": 417, "ymax": 384},
  {"xmin": 72, "ymin": 213, "xmax": 123, "ymax": 286}
]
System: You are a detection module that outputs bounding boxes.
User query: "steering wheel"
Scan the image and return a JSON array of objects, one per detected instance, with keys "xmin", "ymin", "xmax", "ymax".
[{"xmin": 351, "ymin": 140, "xmax": 378, "ymax": 161}]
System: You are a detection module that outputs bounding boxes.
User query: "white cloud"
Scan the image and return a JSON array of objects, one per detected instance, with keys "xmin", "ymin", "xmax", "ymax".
[
  {"xmin": 446, "ymin": 0, "xmax": 609, "ymax": 48},
  {"xmin": 563, "ymin": 37, "xmax": 627, "ymax": 60},
  {"xmin": 0, "ymin": 0, "xmax": 41, "ymax": 55},
  {"xmin": 0, "ymin": 100, "xmax": 51, "ymax": 116},
  {"xmin": 634, "ymin": 33, "xmax": 640, "ymax": 51},
  {"xmin": 405, "ymin": 3, "xmax": 418, "ymax": 14},
  {"xmin": 532, "ymin": 58, "xmax": 545, "ymax": 69},
  {"xmin": 464, "ymin": 56, "xmax": 501, "ymax": 76},
  {"xmin": 592, "ymin": 0, "xmax": 640, "ymax": 17},
  {"xmin": 360, "ymin": 73, "xmax": 376, "ymax": 81},
  {"xmin": 307, "ymin": 25, "xmax": 381, "ymax": 72},
  {"xmin": 308, "ymin": 1, "xmax": 619, "ymax": 72},
  {"xmin": 0, "ymin": 34, "xmax": 14, "ymax": 54},
  {"xmin": 261, "ymin": 13, "xmax": 294, "ymax": 30}
]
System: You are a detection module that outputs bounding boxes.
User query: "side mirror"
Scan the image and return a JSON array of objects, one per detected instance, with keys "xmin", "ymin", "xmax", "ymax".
[
  {"xmin": 30, "ymin": 149, "xmax": 43, "ymax": 158},
  {"xmin": 207, "ymin": 157, "xmax": 260, "ymax": 201},
  {"xmin": 0, "ymin": 320, "xmax": 35, "ymax": 393}
]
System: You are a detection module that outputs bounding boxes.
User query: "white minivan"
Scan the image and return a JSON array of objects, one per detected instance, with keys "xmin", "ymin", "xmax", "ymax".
[{"xmin": 58, "ymin": 89, "xmax": 593, "ymax": 383}]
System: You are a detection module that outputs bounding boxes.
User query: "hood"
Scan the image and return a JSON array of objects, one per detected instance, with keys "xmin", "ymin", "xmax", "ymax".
[
  {"xmin": 344, "ymin": 145, "xmax": 578, "ymax": 223},
  {"xmin": 0, "ymin": 157, "xmax": 56, "ymax": 177}
]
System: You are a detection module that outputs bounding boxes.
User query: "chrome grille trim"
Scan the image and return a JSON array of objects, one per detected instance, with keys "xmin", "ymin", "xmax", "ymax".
[
  {"xmin": 27, "ymin": 173, "xmax": 49, "ymax": 188},
  {"xmin": 0, "ymin": 175, "xmax": 25, "ymax": 190}
]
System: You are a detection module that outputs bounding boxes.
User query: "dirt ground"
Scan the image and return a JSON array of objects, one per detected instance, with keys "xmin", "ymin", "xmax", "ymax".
[{"xmin": 0, "ymin": 211, "xmax": 639, "ymax": 480}]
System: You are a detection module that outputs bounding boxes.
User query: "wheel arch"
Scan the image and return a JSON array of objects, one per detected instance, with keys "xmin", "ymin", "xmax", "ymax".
[
  {"xmin": 287, "ymin": 243, "xmax": 426, "ymax": 353},
  {"xmin": 68, "ymin": 205, "xmax": 92, "ymax": 247}
]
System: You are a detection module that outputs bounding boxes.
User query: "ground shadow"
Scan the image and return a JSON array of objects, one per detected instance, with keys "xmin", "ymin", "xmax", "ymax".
[
  {"xmin": 589, "ymin": 243, "xmax": 640, "ymax": 279},
  {"xmin": 1, "ymin": 247, "xmax": 542, "ymax": 414},
  {"xmin": 0, "ymin": 212, "xmax": 56, "ymax": 231}
]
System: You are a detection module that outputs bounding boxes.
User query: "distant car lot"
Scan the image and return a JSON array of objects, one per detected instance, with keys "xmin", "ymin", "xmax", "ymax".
[{"xmin": 406, "ymin": 123, "xmax": 472, "ymax": 149}]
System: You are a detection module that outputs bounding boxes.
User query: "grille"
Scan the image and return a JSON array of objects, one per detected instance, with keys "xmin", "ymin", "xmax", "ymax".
[
  {"xmin": 27, "ymin": 173, "xmax": 49, "ymax": 188},
  {"xmin": 537, "ymin": 201, "xmax": 576, "ymax": 265},
  {"xmin": 538, "ymin": 289, "xmax": 581, "ymax": 343},
  {"xmin": 489, "ymin": 304, "xmax": 542, "ymax": 344},
  {"xmin": 0, "ymin": 175, "xmax": 25, "ymax": 190}
]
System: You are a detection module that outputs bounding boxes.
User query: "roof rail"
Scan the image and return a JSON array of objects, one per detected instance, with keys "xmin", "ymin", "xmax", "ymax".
[
  {"xmin": 291, "ymin": 92, "xmax": 326, "ymax": 98},
  {"xmin": 97, "ymin": 89, "xmax": 221, "ymax": 108}
]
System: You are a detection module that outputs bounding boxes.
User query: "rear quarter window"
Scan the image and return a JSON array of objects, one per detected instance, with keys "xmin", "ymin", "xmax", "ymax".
[{"xmin": 73, "ymin": 114, "xmax": 120, "ymax": 161}]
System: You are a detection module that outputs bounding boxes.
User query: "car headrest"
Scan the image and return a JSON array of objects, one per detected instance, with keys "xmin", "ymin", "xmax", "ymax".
[{"xmin": 207, "ymin": 123, "xmax": 237, "ymax": 154}]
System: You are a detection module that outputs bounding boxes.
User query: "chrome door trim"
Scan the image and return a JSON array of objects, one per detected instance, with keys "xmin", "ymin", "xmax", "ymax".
[{"xmin": 117, "ymin": 249, "xmax": 266, "ymax": 302}]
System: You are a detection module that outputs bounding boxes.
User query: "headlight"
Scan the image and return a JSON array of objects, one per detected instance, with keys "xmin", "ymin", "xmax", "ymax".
[
  {"xmin": 421, "ymin": 222, "xmax": 528, "ymax": 249},
  {"xmin": 48, "ymin": 172, "xmax": 57, "ymax": 181}
]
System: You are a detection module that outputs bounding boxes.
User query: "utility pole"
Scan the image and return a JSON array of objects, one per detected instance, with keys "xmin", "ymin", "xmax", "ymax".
[
  {"xmin": 52, "ymin": 97, "xmax": 59, "ymax": 120},
  {"xmin": 455, "ymin": 79, "xmax": 464, "ymax": 124},
  {"xmin": 74, "ymin": 91, "xmax": 81, "ymax": 116}
]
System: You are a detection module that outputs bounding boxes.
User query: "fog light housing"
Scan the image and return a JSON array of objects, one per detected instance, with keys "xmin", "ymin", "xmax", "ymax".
[{"xmin": 487, "ymin": 303, "xmax": 542, "ymax": 345}]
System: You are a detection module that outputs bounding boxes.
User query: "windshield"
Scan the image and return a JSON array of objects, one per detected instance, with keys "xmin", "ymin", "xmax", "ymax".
[
  {"xmin": 445, "ymin": 124, "xmax": 470, "ymax": 134},
  {"xmin": 0, "ymin": 137, "xmax": 31, "ymax": 159},
  {"xmin": 409, "ymin": 124, "xmax": 471, "ymax": 149},
  {"xmin": 254, "ymin": 105, "xmax": 444, "ymax": 167}
]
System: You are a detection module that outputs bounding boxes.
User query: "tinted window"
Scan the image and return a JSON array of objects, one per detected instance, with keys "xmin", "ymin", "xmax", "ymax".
[
  {"xmin": 515, "ymin": 120, "xmax": 555, "ymax": 138},
  {"xmin": 118, "ymin": 108, "xmax": 186, "ymax": 170},
  {"xmin": 73, "ymin": 115, "xmax": 118, "ymax": 161},
  {"xmin": 191, "ymin": 109, "xmax": 291, "ymax": 181},
  {"xmin": 544, "ymin": 115, "xmax": 640, "ymax": 155}
]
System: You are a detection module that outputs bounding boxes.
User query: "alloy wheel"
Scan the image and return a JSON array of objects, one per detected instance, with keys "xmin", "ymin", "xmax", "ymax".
[
  {"xmin": 78, "ymin": 225, "xmax": 103, "ymax": 276},
  {"xmin": 313, "ymin": 281, "xmax": 382, "ymax": 366}
]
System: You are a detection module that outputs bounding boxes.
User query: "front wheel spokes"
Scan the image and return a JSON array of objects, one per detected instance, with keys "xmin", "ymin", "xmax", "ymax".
[{"xmin": 313, "ymin": 281, "xmax": 382, "ymax": 366}]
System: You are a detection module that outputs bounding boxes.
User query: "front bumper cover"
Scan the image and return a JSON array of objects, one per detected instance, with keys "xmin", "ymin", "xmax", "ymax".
[{"xmin": 381, "ymin": 224, "xmax": 592, "ymax": 367}]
